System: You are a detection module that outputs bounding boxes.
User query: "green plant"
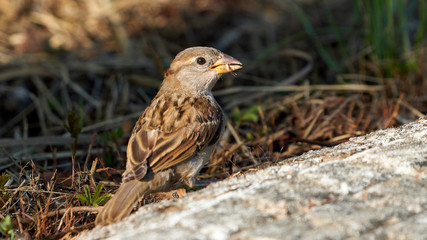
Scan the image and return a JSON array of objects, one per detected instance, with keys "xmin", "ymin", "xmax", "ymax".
[
  {"xmin": 64, "ymin": 110, "xmax": 83, "ymax": 187},
  {"xmin": 64, "ymin": 110, "xmax": 83, "ymax": 139},
  {"xmin": 356, "ymin": 0, "xmax": 424, "ymax": 75},
  {"xmin": 232, "ymin": 105, "xmax": 264, "ymax": 126},
  {"xmin": 0, "ymin": 216, "xmax": 14, "ymax": 240},
  {"xmin": 0, "ymin": 173, "xmax": 11, "ymax": 209},
  {"xmin": 100, "ymin": 128, "xmax": 124, "ymax": 143},
  {"xmin": 0, "ymin": 173, "xmax": 10, "ymax": 188},
  {"xmin": 232, "ymin": 105, "xmax": 266, "ymax": 140},
  {"xmin": 291, "ymin": 1, "xmax": 342, "ymax": 73},
  {"xmin": 76, "ymin": 184, "xmax": 112, "ymax": 207},
  {"xmin": 100, "ymin": 127, "xmax": 125, "ymax": 166}
]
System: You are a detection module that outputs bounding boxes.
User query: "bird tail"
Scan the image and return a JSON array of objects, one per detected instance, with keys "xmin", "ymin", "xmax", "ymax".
[{"xmin": 95, "ymin": 180, "xmax": 148, "ymax": 226}]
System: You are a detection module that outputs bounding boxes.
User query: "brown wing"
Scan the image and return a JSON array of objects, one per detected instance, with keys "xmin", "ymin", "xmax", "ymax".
[
  {"xmin": 148, "ymin": 117, "xmax": 221, "ymax": 172},
  {"xmin": 122, "ymin": 93, "xmax": 223, "ymax": 182}
]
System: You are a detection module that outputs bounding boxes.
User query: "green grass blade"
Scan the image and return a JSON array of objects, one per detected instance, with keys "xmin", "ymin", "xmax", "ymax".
[{"xmin": 291, "ymin": 2, "xmax": 341, "ymax": 73}]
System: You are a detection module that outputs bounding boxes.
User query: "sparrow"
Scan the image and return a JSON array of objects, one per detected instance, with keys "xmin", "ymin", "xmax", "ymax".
[{"xmin": 95, "ymin": 47, "xmax": 243, "ymax": 226}]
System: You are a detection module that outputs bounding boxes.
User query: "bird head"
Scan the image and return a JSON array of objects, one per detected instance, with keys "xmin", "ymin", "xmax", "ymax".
[{"xmin": 163, "ymin": 47, "xmax": 243, "ymax": 93}]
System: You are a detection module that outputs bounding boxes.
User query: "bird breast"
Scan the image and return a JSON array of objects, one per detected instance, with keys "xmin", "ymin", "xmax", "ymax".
[{"xmin": 137, "ymin": 92, "xmax": 223, "ymax": 133}]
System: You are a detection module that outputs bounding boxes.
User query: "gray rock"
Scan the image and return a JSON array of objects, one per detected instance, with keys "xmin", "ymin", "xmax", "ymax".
[{"xmin": 78, "ymin": 117, "xmax": 427, "ymax": 240}]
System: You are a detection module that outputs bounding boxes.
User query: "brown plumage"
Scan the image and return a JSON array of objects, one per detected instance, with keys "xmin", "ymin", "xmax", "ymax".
[{"xmin": 95, "ymin": 47, "xmax": 242, "ymax": 226}]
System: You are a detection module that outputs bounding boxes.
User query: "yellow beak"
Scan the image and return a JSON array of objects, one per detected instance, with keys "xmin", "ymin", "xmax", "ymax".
[{"xmin": 210, "ymin": 54, "xmax": 243, "ymax": 74}]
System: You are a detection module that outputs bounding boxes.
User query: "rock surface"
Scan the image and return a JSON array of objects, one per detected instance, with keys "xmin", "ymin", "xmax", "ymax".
[{"xmin": 78, "ymin": 117, "xmax": 427, "ymax": 240}]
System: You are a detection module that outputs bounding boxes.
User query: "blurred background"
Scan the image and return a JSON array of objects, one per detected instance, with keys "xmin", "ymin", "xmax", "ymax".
[{"xmin": 0, "ymin": 0, "xmax": 426, "ymax": 238}]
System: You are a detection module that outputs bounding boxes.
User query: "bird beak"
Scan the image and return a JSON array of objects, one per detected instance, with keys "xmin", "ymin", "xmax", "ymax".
[{"xmin": 210, "ymin": 54, "xmax": 243, "ymax": 74}]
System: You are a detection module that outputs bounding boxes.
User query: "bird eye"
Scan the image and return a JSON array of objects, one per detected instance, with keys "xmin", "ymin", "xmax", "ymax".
[{"xmin": 196, "ymin": 57, "xmax": 206, "ymax": 65}]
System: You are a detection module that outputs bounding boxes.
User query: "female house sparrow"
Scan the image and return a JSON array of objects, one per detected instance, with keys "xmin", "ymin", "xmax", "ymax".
[{"xmin": 95, "ymin": 47, "xmax": 242, "ymax": 226}]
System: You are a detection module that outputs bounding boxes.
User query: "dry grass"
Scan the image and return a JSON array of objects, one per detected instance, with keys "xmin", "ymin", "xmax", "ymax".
[{"xmin": 0, "ymin": 0, "xmax": 425, "ymax": 239}]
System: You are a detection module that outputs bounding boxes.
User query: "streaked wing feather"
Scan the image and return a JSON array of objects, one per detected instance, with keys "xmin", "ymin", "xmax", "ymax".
[
  {"xmin": 124, "ymin": 93, "xmax": 223, "ymax": 181},
  {"xmin": 149, "ymin": 129, "xmax": 198, "ymax": 172},
  {"xmin": 149, "ymin": 121, "xmax": 217, "ymax": 172}
]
